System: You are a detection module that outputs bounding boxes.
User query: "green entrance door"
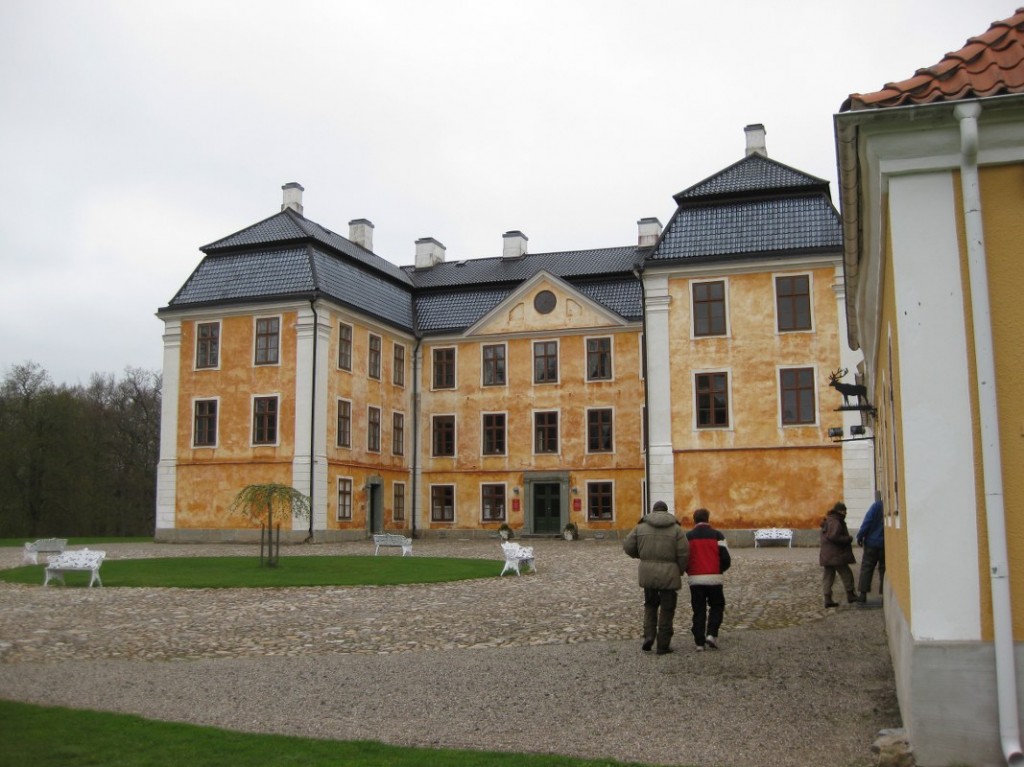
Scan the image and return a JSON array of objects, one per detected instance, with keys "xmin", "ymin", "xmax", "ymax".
[{"xmin": 532, "ymin": 483, "xmax": 561, "ymax": 534}]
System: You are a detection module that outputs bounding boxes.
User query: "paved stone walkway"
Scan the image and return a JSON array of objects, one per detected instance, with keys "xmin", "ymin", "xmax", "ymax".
[{"xmin": 0, "ymin": 539, "xmax": 835, "ymax": 663}]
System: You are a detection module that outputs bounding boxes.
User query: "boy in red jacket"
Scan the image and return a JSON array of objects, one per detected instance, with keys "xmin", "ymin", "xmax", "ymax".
[{"xmin": 685, "ymin": 508, "xmax": 731, "ymax": 651}]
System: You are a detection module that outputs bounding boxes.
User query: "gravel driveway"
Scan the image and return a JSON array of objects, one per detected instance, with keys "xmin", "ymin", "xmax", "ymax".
[{"xmin": 0, "ymin": 539, "xmax": 900, "ymax": 767}]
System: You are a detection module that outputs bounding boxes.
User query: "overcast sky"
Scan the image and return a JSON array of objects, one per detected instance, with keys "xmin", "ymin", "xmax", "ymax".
[{"xmin": 0, "ymin": 1, "xmax": 1013, "ymax": 385}]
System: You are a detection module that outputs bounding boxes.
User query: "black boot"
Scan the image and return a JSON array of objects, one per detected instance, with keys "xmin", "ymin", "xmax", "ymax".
[
  {"xmin": 824, "ymin": 598, "xmax": 839, "ymax": 608},
  {"xmin": 846, "ymin": 590, "xmax": 859, "ymax": 604}
]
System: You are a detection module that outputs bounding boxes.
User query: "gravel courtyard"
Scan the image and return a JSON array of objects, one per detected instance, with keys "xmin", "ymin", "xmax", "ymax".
[{"xmin": 0, "ymin": 539, "xmax": 900, "ymax": 767}]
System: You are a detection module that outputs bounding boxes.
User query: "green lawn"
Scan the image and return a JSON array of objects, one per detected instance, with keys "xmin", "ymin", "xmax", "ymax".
[
  {"xmin": 0, "ymin": 700, "xmax": 655, "ymax": 767},
  {"xmin": 0, "ymin": 555, "xmax": 501, "ymax": 588}
]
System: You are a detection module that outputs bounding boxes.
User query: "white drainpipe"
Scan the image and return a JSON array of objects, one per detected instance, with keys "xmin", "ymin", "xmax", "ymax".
[{"xmin": 955, "ymin": 100, "xmax": 1024, "ymax": 767}]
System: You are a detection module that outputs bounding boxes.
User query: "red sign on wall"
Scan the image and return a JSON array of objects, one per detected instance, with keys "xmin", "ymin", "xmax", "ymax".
[
  {"xmin": 573, "ymin": 498, "xmax": 582, "ymax": 511},
  {"xmin": 512, "ymin": 499, "xmax": 520, "ymax": 512}
]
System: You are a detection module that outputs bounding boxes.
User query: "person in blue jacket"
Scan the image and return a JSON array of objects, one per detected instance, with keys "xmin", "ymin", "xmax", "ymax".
[{"xmin": 856, "ymin": 493, "xmax": 885, "ymax": 602}]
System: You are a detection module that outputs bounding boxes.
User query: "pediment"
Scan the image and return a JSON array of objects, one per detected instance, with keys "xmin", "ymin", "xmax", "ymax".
[{"xmin": 465, "ymin": 271, "xmax": 628, "ymax": 337}]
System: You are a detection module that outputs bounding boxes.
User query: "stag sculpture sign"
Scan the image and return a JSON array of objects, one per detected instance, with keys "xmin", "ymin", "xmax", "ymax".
[{"xmin": 828, "ymin": 368, "xmax": 867, "ymax": 406}]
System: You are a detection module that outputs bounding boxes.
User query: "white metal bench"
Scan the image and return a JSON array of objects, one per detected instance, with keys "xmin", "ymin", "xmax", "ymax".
[
  {"xmin": 44, "ymin": 549, "xmax": 106, "ymax": 587},
  {"xmin": 373, "ymin": 533, "xmax": 413, "ymax": 556},
  {"xmin": 500, "ymin": 541, "xmax": 536, "ymax": 576},
  {"xmin": 23, "ymin": 538, "xmax": 68, "ymax": 565},
  {"xmin": 754, "ymin": 528, "xmax": 794, "ymax": 548}
]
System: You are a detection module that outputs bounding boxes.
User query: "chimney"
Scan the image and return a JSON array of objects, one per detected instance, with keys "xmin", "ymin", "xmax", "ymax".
[
  {"xmin": 415, "ymin": 237, "xmax": 446, "ymax": 269},
  {"xmin": 502, "ymin": 230, "xmax": 528, "ymax": 260},
  {"xmin": 281, "ymin": 182, "xmax": 304, "ymax": 214},
  {"xmin": 637, "ymin": 217, "xmax": 662, "ymax": 248},
  {"xmin": 744, "ymin": 124, "xmax": 767, "ymax": 156},
  {"xmin": 349, "ymin": 218, "xmax": 374, "ymax": 251}
]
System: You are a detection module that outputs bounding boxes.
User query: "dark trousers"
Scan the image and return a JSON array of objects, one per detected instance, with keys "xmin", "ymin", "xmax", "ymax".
[
  {"xmin": 822, "ymin": 564, "xmax": 855, "ymax": 600},
  {"xmin": 858, "ymin": 546, "xmax": 885, "ymax": 595},
  {"xmin": 689, "ymin": 584, "xmax": 726, "ymax": 646},
  {"xmin": 643, "ymin": 588, "xmax": 677, "ymax": 652}
]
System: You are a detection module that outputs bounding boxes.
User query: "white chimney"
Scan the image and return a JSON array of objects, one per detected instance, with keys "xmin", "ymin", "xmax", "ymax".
[
  {"xmin": 281, "ymin": 182, "xmax": 304, "ymax": 214},
  {"xmin": 637, "ymin": 217, "xmax": 662, "ymax": 248},
  {"xmin": 349, "ymin": 219, "xmax": 374, "ymax": 251},
  {"xmin": 744, "ymin": 124, "xmax": 767, "ymax": 156},
  {"xmin": 502, "ymin": 230, "xmax": 528, "ymax": 260},
  {"xmin": 415, "ymin": 237, "xmax": 446, "ymax": 269}
]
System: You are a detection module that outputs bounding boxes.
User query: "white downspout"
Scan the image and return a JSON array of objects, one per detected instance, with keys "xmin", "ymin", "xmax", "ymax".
[{"xmin": 955, "ymin": 100, "xmax": 1024, "ymax": 767}]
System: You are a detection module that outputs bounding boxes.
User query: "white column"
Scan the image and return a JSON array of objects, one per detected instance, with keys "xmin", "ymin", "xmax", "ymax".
[
  {"xmin": 644, "ymin": 274, "xmax": 675, "ymax": 512},
  {"xmin": 155, "ymin": 319, "xmax": 181, "ymax": 531},
  {"xmin": 293, "ymin": 305, "xmax": 331, "ymax": 533}
]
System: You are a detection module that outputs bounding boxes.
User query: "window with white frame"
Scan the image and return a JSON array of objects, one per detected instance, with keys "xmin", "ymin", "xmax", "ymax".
[
  {"xmin": 338, "ymin": 323, "xmax": 353, "ymax": 370},
  {"xmin": 481, "ymin": 484, "xmax": 506, "ymax": 521},
  {"xmin": 196, "ymin": 322, "xmax": 220, "ymax": 369},
  {"xmin": 779, "ymin": 367, "xmax": 816, "ymax": 424},
  {"xmin": 193, "ymin": 399, "xmax": 218, "ymax": 447},
  {"xmin": 393, "ymin": 482, "xmax": 406, "ymax": 522},
  {"xmin": 692, "ymin": 281, "xmax": 726, "ymax": 337},
  {"xmin": 337, "ymin": 478, "xmax": 353, "ymax": 520},
  {"xmin": 587, "ymin": 481, "xmax": 614, "ymax": 520},
  {"xmin": 255, "ymin": 317, "xmax": 280, "ymax": 365},
  {"xmin": 337, "ymin": 399, "xmax": 351, "ymax": 448},
  {"xmin": 431, "ymin": 485, "xmax": 454, "ymax": 522},
  {"xmin": 252, "ymin": 396, "xmax": 278, "ymax": 444},
  {"xmin": 586, "ymin": 337, "xmax": 612, "ymax": 381},
  {"xmin": 695, "ymin": 372, "xmax": 729, "ymax": 428},
  {"xmin": 367, "ymin": 406, "xmax": 381, "ymax": 452}
]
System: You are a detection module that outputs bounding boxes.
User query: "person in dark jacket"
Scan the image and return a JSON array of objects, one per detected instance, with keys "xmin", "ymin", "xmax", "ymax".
[
  {"xmin": 820, "ymin": 501, "xmax": 857, "ymax": 607},
  {"xmin": 855, "ymin": 493, "xmax": 885, "ymax": 602},
  {"xmin": 623, "ymin": 500, "xmax": 689, "ymax": 655},
  {"xmin": 685, "ymin": 508, "xmax": 731, "ymax": 651}
]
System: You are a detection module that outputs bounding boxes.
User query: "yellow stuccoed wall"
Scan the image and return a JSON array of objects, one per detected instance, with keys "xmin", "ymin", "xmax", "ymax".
[
  {"xmin": 979, "ymin": 163, "xmax": 1024, "ymax": 640},
  {"xmin": 176, "ymin": 312, "xmax": 298, "ymax": 529},
  {"xmin": 665, "ymin": 268, "xmax": 844, "ymax": 527},
  {"xmin": 877, "ymin": 204, "xmax": 912, "ymax": 622},
  {"xmin": 419, "ymin": 281, "xmax": 646, "ymax": 534},
  {"xmin": 323, "ymin": 309, "xmax": 413, "ymax": 532}
]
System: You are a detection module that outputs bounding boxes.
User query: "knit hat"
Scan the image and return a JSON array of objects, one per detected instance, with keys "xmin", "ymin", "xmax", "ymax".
[{"xmin": 652, "ymin": 501, "xmax": 669, "ymax": 512}]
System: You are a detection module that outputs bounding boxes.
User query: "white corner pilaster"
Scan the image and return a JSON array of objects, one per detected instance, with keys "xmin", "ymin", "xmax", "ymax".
[
  {"xmin": 644, "ymin": 274, "xmax": 676, "ymax": 512},
  {"xmin": 156, "ymin": 319, "xmax": 181, "ymax": 531},
  {"xmin": 293, "ymin": 304, "xmax": 331, "ymax": 534}
]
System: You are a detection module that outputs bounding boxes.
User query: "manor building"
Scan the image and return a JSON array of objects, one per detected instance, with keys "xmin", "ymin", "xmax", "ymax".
[{"xmin": 156, "ymin": 126, "xmax": 867, "ymax": 541}]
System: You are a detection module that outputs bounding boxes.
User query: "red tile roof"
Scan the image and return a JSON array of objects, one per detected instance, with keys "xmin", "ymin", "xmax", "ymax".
[{"xmin": 843, "ymin": 7, "xmax": 1024, "ymax": 110}]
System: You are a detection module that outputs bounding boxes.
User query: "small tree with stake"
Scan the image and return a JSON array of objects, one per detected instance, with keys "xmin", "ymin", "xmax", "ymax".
[{"xmin": 229, "ymin": 483, "xmax": 311, "ymax": 567}]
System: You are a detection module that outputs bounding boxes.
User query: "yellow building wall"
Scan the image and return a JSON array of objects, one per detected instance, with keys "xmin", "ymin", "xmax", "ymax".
[
  {"xmin": 322, "ymin": 308, "xmax": 413, "ymax": 532},
  {"xmin": 666, "ymin": 267, "xmax": 845, "ymax": 527},
  {"xmin": 419, "ymin": 280, "xmax": 646, "ymax": 533},
  {"xmin": 876, "ymin": 205, "xmax": 912, "ymax": 621},
  {"xmin": 979, "ymin": 163, "xmax": 1024, "ymax": 640},
  {"xmin": 175, "ymin": 312, "xmax": 298, "ymax": 529}
]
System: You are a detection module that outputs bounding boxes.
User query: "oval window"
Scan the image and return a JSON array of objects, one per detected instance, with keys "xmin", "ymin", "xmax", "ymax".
[{"xmin": 533, "ymin": 290, "xmax": 556, "ymax": 314}]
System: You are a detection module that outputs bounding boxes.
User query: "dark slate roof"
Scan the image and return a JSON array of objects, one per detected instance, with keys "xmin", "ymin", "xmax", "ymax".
[
  {"xmin": 168, "ymin": 248, "xmax": 315, "ymax": 305},
  {"xmin": 165, "ymin": 246, "xmax": 415, "ymax": 331},
  {"xmin": 414, "ymin": 276, "xmax": 642, "ymax": 334},
  {"xmin": 650, "ymin": 153, "xmax": 842, "ymax": 265},
  {"xmin": 404, "ymin": 246, "xmax": 640, "ymax": 288},
  {"xmin": 203, "ymin": 208, "xmax": 413, "ymax": 287},
  {"xmin": 166, "ymin": 210, "xmax": 640, "ymax": 336},
  {"xmin": 674, "ymin": 153, "xmax": 827, "ymax": 201}
]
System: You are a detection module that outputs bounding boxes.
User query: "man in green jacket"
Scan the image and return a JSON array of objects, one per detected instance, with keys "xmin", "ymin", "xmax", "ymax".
[{"xmin": 623, "ymin": 500, "xmax": 690, "ymax": 655}]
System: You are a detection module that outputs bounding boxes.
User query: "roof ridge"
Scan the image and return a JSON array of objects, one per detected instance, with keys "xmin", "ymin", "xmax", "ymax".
[{"xmin": 674, "ymin": 153, "xmax": 827, "ymax": 202}]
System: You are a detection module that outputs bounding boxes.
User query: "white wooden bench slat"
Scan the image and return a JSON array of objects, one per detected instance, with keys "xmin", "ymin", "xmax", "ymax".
[
  {"xmin": 373, "ymin": 534, "xmax": 413, "ymax": 556},
  {"xmin": 23, "ymin": 538, "xmax": 68, "ymax": 565},
  {"xmin": 754, "ymin": 528, "xmax": 794, "ymax": 548},
  {"xmin": 44, "ymin": 549, "xmax": 105, "ymax": 587},
  {"xmin": 500, "ymin": 542, "xmax": 536, "ymax": 576}
]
